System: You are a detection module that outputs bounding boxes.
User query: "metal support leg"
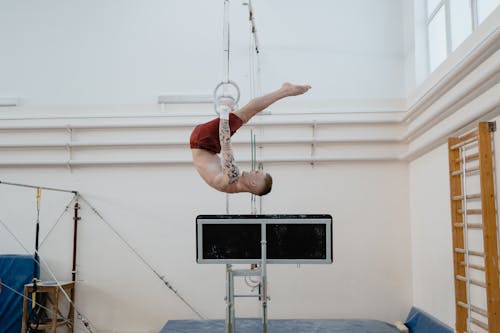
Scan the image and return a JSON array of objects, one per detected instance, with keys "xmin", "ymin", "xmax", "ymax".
[
  {"xmin": 224, "ymin": 239, "xmax": 269, "ymax": 333},
  {"xmin": 225, "ymin": 265, "xmax": 235, "ymax": 333},
  {"xmin": 261, "ymin": 240, "xmax": 268, "ymax": 333}
]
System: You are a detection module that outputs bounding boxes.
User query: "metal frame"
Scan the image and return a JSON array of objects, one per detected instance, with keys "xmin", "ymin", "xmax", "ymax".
[
  {"xmin": 223, "ymin": 223, "xmax": 269, "ymax": 333},
  {"xmin": 425, "ymin": 0, "xmax": 448, "ymax": 73},
  {"xmin": 196, "ymin": 215, "xmax": 333, "ymax": 264},
  {"xmin": 225, "ymin": 233, "xmax": 269, "ymax": 333},
  {"xmin": 197, "ymin": 214, "xmax": 333, "ymax": 333}
]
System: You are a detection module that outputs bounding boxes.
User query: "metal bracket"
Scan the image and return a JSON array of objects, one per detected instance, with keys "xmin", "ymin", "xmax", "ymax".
[
  {"xmin": 66, "ymin": 125, "xmax": 73, "ymax": 172},
  {"xmin": 488, "ymin": 121, "xmax": 496, "ymax": 132},
  {"xmin": 311, "ymin": 121, "xmax": 317, "ymax": 166}
]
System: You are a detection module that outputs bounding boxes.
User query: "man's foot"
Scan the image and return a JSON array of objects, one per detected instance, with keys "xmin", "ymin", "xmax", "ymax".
[{"xmin": 281, "ymin": 82, "xmax": 311, "ymax": 97}]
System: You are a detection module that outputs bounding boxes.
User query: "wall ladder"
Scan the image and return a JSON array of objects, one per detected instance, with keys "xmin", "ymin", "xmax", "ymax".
[{"xmin": 448, "ymin": 121, "xmax": 500, "ymax": 333}]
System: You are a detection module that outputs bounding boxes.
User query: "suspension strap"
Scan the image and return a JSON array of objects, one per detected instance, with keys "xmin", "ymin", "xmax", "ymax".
[
  {"xmin": 246, "ymin": 0, "xmax": 261, "ymax": 99},
  {"xmin": 214, "ymin": 0, "xmax": 240, "ymax": 116},
  {"xmin": 78, "ymin": 195, "xmax": 205, "ymax": 320},
  {"xmin": 223, "ymin": 0, "xmax": 230, "ymax": 83}
]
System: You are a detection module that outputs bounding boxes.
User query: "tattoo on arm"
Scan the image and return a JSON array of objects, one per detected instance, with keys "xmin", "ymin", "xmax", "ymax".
[{"xmin": 219, "ymin": 118, "xmax": 240, "ymax": 184}]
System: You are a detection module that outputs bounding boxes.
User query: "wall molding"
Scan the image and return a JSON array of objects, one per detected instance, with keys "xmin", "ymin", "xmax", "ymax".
[
  {"xmin": 404, "ymin": 28, "xmax": 500, "ymax": 123},
  {"xmin": 0, "ymin": 111, "xmax": 405, "ymax": 131},
  {"xmin": 0, "ymin": 29, "xmax": 498, "ymax": 166}
]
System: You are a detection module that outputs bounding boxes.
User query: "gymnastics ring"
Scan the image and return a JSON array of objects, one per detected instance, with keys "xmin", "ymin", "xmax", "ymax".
[{"xmin": 213, "ymin": 80, "xmax": 240, "ymax": 115}]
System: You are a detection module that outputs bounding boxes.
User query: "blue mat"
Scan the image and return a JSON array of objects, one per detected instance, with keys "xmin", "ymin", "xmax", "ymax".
[
  {"xmin": 161, "ymin": 307, "xmax": 455, "ymax": 333},
  {"xmin": 0, "ymin": 254, "xmax": 38, "ymax": 333},
  {"xmin": 160, "ymin": 318, "xmax": 401, "ymax": 333},
  {"xmin": 404, "ymin": 307, "xmax": 453, "ymax": 333}
]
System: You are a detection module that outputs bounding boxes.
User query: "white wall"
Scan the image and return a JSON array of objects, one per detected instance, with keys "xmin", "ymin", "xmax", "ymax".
[
  {"xmin": 0, "ymin": 0, "xmax": 406, "ymax": 113},
  {"xmin": 407, "ymin": 6, "xmax": 500, "ymax": 329},
  {"xmin": 409, "ymin": 144, "xmax": 455, "ymax": 325},
  {"xmin": 0, "ymin": 160, "xmax": 412, "ymax": 332}
]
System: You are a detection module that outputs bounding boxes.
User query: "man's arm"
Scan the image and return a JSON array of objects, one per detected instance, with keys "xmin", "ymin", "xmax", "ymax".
[{"xmin": 219, "ymin": 113, "xmax": 240, "ymax": 184}]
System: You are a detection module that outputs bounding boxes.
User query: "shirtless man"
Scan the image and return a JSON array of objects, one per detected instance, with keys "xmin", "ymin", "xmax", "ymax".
[{"xmin": 190, "ymin": 83, "xmax": 311, "ymax": 195}]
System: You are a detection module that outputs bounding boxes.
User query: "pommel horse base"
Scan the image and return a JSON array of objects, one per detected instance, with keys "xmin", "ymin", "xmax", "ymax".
[{"xmin": 196, "ymin": 214, "xmax": 333, "ymax": 333}]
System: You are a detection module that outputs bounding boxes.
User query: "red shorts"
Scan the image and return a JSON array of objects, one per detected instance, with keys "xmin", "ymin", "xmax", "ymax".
[{"xmin": 190, "ymin": 113, "xmax": 244, "ymax": 154}]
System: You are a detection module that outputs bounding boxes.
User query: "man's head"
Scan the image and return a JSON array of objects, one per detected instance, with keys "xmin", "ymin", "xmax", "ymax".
[{"xmin": 240, "ymin": 170, "xmax": 273, "ymax": 196}]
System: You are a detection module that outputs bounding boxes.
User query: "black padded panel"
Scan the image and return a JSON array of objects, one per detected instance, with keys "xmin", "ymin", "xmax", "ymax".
[
  {"xmin": 266, "ymin": 224, "xmax": 327, "ymax": 260},
  {"xmin": 202, "ymin": 224, "xmax": 261, "ymax": 259},
  {"xmin": 196, "ymin": 215, "xmax": 332, "ymax": 263}
]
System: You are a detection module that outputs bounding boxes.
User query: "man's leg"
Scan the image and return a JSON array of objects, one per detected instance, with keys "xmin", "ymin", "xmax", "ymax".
[{"xmin": 233, "ymin": 83, "xmax": 311, "ymax": 124}]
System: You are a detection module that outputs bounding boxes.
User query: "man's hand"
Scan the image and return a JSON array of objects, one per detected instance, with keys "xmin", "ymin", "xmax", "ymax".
[{"xmin": 217, "ymin": 96, "xmax": 236, "ymax": 120}]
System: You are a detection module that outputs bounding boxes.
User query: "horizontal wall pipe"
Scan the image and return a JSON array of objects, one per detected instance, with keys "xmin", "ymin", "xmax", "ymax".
[
  {"xmin": 0, "ymin": 116, "xmax": 403, "ymax": 131},
  {"xmin": 0, "ymin": 137, "xmax": 402, "ymax": 149},
  {"xmin": 0, "ymin": 155, "xmax": 402, "ymax": 167}
]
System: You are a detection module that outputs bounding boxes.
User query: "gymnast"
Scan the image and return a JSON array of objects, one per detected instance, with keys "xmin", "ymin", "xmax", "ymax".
[{"xmin": 190, "ymin": 83, "xmax": 311, "ymax": 195}]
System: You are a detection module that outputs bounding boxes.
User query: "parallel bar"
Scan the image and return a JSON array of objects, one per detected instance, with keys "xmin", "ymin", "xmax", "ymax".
[
  {"xmin": 450, "ymin": 137, "xmax": 478, "ymax": 150},
  {"xmin": 456, "ymin": 275, "xmax": 486, "ymax": 288},
  {"xmin": 453, "ymin": 223, "xmax": 483, "ymax": 229},
  {"xmin": 460, "ymin": 262, "xmax": 486, "ymax": 272},
  {"xmin": 457, "ymin": 209, "xmax": 482, "ymax": 215},
  {"xmin": 455, "ymin": 153, "xmax": 479, "ymax": 163},
  {"xmin": 451, "ymin": 166, "xmax": 480, "ymax": 176},
  {"xmin": 470, "ymin": 317, "xmax": 489, "ymax": 330},
  {"xmin": 450, "ymin": 131, "xmax": 478, "ymax": 150},
  {"xmin": 0, "ymin": 180, "xmax": 78, "ymax": 194},
  {"xmin": 471, "ymin": 306, "xmax": 489, "ymax": 318},
  {"xmin": 457, "ymin": 301, "xmax": 489, "ymax": 317},
  {"xmin": 455, "ymin": 248, "xmax": 485, "ymax": 257},
  {"xmin": 453, "ymin": 194, "xmax": 481, "ymax": 201}
]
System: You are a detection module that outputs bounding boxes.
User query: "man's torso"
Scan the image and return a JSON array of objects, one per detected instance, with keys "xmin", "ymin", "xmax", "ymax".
[{"xmin": 191, "ymin": 148, "xmax": 239, "ymax": 193}]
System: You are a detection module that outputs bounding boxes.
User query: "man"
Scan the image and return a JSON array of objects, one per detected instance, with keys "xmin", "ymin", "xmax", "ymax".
[{"xmin": 190, "ymin": 83, "xmax": 311, "ymax": 195}]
